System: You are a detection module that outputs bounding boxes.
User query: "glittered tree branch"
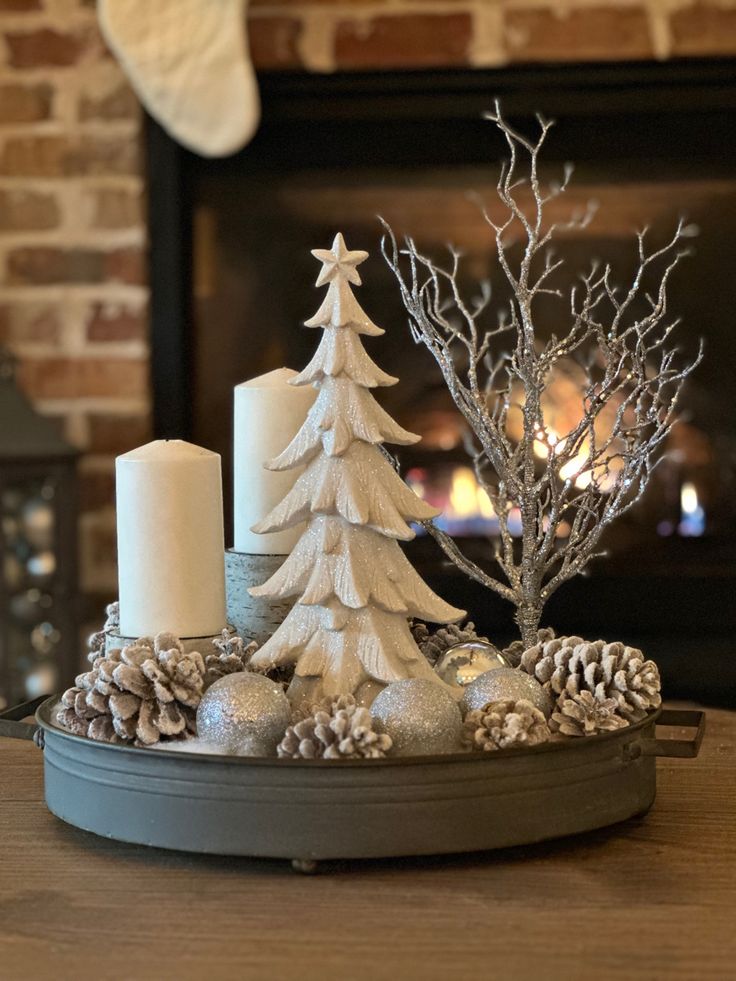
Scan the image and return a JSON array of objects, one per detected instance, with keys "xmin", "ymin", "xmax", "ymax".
[{"xmin": 381, "ymin": 101, "xmax": 702, "ymax": 648}]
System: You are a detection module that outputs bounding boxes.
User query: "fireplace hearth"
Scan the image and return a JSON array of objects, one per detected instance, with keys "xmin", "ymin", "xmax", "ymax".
[{"xmin": 147, "ymin": 61, "xmax": 736, "ymax": 704}]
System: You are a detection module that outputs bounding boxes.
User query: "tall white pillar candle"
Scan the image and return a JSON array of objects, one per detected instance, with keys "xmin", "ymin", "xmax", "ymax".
[
  {"xmin": 116, "ymin": 439, "xmax": 227, "ymax": 638},
  {"xmin": 233, "ymin": 367, "xmax": 316, "ymax": 555}
]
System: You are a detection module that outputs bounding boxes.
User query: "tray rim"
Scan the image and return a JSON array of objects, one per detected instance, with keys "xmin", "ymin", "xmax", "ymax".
[{"xmin": 38, "ymin": 695, "xmax": 661, "ymax": 769}]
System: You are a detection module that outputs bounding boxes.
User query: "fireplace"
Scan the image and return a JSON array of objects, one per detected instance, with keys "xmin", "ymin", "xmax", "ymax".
[{"xmin": 147, "ymin": 61, "xmax": 736, "ymax": 704}]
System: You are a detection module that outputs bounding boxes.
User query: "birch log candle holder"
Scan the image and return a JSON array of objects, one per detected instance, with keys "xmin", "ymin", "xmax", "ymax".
[
  {"xmin": 228, "ymin": 368, "xmax": 316, "ymax": 643},
  {"xmin": 225, "ymin": 550, "xmax": 292, "ymax": 645}
]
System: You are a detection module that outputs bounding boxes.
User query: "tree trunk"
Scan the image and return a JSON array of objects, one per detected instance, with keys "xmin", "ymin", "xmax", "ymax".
[
  {"xmin": 516, "ymin": 329, "xmax": 544, "ymax": 652},
  {"xmin": 518, "ymin": 395, "xmax": 543, "ymax": 651},
  {"xmin": 515, "ymin": 601, "xmax": 542, "ymax": 651}
]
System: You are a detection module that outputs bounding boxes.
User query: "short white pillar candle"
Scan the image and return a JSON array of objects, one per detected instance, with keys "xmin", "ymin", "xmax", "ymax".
[
  {"xmin": 233, "ymin": 367, "xmax": 315, "ymax": 555},
  {"xmin": 116, "ymin": 439, "xmax": 227, "ymax": 638}
]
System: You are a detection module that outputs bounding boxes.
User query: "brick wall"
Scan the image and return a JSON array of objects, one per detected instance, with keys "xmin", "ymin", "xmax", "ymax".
[
  {"xmin": 0, "ymin": 0, "xmax": 147, "ymax": 601},
  {"xmin": 248, "ymin": 0, "xmax": 736, "ymax": 70},
  {"xmin": 2, "ymin": 0, "xmax": 735, "ymax": 606}
]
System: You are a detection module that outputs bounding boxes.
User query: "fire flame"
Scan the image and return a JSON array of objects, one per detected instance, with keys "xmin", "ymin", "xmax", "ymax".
[
  {"xmin": 681, "ymin": 482, "xmax": 699, "ymax": 515},
  {"xmin": 679, "ymin": 481, "xmax": 705, "ymax": 537},
  {"xmin": 448, "ymin": 467, "xmax": 495, "ymax": 519}
]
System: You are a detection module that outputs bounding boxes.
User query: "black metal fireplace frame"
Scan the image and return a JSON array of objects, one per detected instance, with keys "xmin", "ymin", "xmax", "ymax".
[
  {"xmin": 144, "ymin": 60, "xmax": 736, "ymax": 704},
  {"xmin": 146, "ymin": 58, "xmax": 736, "ymax": 439}
]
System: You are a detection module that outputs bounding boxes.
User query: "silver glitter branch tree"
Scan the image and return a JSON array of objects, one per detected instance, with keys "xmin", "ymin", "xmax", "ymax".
[{"xmin": 381, "ymin": 102, "xmax": 702, "ymax": 648}]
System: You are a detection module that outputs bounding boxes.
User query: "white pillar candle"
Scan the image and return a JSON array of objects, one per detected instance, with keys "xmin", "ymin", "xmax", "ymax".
[
  {"xmin": 233, "ymin": 367, "xmax": 316, "ymax": 555},
  {"xmin": 116, "ymin": 439, "xmax": 227, "ymax": 638}
]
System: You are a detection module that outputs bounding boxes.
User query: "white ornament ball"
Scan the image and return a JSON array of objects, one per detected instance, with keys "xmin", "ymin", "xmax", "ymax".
[
  {"xmin": 370, "ymin": 678, "xmax": 463, "ymax": 757},
  {"xmin": 461, "ymin": 667, "xmax": 552, "ymax": 718},
  {"xmin": 196, "ymin": 672, "xmax": 291, "ymax": 757},
  {"xmin": 435, "ymin": 641, "xmax": 509, "ymax": 688}
]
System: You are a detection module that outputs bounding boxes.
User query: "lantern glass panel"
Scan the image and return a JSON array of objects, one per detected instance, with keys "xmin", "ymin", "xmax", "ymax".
[{"xmin": 1, "ymin": 475, "xmax": 63, "ymax": 706}]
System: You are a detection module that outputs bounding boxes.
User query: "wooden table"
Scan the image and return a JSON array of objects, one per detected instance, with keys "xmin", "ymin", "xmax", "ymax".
[{"xmin": 1, "ymin": 704, "xmax": 734, "ymax": 981}]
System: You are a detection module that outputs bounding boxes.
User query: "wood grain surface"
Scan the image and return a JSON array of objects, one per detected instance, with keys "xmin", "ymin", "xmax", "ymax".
[{"xmin": 0, "ymin": 703, "xmax": 733, "ymax": 981}]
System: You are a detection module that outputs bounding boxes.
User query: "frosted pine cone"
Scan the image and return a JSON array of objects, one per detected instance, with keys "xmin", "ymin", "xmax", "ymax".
[
  {"xmin": 463, "ymin": 698, "xmax": 550, "ymax": 751},
  {"xmin": 204, "ymin": 629, "xmax": 258, "ymax": 687},
  {"xmin": 58, "ymin": 631, "xmax": 205, "ymax": 746},
  {"xmin": 86, "ymin": 600, "xmax": 120, "ymax": 663},
  {"xmin": 278, "ymin": 694, "xmax": 392, "ymax": 760},
  {"xmin": 411, "ymin": 620, "xmax": 490, "ymax": 666},
  {"xmin": 520, "ymin": 636, "xmax": 661, "ymax": 722},
  {"xmin": 502, "ymin": 627, "xmax": 556, "ymax": 667},
  {"xmin": 141, "ymin": 633, "xmax": 205, "ymax": 705},
  {"xmin": 550, "ymin": 691, "xmax": 629, "ymax": 737},
  {"xmin": 57, "ymin": 698, "xmax": 119, "ymax": 743},
  {"xmin": 57, "ymin": 646, "xmax": 122, "ymax": 742}
]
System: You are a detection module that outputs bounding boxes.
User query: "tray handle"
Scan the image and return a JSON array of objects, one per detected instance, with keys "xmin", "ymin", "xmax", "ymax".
[
  {"xmin": 641, "ymin": 708, "xmax": 706, "ymax": 759},
  {"xmin": 0, "ymin": 695, "xmax": 48, "ymax": 746}
]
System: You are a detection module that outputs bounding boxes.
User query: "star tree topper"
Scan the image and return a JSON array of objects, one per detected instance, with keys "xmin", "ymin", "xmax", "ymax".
[{"xmin": 312, "ymin": 233, "xmax": 369, "ymax": 287}]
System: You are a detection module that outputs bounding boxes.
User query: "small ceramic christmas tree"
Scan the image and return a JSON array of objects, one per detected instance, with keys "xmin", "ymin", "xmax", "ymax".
[{"xmin": 249, "ymin": 233, "xmax": 464, "ymax": 703}]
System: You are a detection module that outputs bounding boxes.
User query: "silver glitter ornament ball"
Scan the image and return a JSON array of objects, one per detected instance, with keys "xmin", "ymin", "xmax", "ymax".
[
  {"xmin": 370, "ymin": 678, "xmax": 463, "ymax": 757},
  {"xmin": 435, "ymin": 641, "xmax": 509, "ymax": 688},
  {"xmin": 461, "ymin": 667, "xmax": 552, "ymax": 718},
  {"xmin": 196, "ymin": 672, "xmax": 291, "ymax": 757}
]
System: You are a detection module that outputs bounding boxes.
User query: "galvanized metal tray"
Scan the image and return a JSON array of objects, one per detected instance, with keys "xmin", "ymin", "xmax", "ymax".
[{"xmin": 0, "ymin": 696, "xmax": 704, "ymax": 868}]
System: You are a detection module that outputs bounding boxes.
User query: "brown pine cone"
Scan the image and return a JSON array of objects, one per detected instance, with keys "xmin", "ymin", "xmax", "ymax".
[
  {"xmin": 142, "ymin": 632, "xmax": 205, "ymax": 706},
  {"xmin": 502, "ymin": 627, "xmax": 556, "ymax": 667},
  {"xmin": 550, "ymin": 691, "xmax": 629, "ymax": 737},
  {"xmin": 520, "ymin": 636, "xmax": 661, "ymax": 722},
  {"xmin": 462, "ymin": 698, "xmax": 551, "ymax": 751},
  {"xmin": 411, "ymin": 620, "xmax": 490, "ymax": 666},
  {"xmin": 86, "ymin": 600, "xmax": 120, "ymax": 664},
  {"xmin": 278, "ymin": 694, "xmax": 392, "ymax": 760},
  {"xmin": 57, "ymin": 665, "xmax": 121, "ymax": 741},
  {"xmin": 56, "ymin": 706, "xmax": 119, "ymax": 743},
  {"xmin": 58, "ymin": 631, "xmax": 204, "ymax": 746},
  {"xmin": 204, "ymin": 629, "xmax": 258, "ymax": 687}
]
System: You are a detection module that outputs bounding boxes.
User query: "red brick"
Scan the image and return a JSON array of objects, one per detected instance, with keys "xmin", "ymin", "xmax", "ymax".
[
  {"xmin": 0, "ymin": 136, "xmax": 65, "ymax": 177},
  {"xmin": 5, "ymin": 28, "xmax": 86, "ymax": 69},
  {"xmin": 0, "ymin": 303, "xmax": 60, "ymax": 345},
  {"xmin": 251, "ymin": 0, "xmax": 353, "ymax": 6},
  {"xmin": 86, "ymin": 301, "xmax": 147, "ymax": 342},
  {"xmin": 87, "ymin": 412, "xmax": 151, "ymax": 454},
  {"xmin": 104, "ymin": 247, "xmax": 146, "ymax": 285},
  {"xmin": 0, "ymin": 135, "xmax": 140, "ymax": 178},
  {"xmin": 0, "ymin": 82, "xmax": 53, "ymax": 124},
  {"xmin": 0, "ymin": 189, "xmax": 60, "ymax": 231},
  {"xmin": 79, "ymin": 80, "xmax": 139, "ymax": 121},
  {"xmin": 6, "ymin": 247, "xmax": 105, "ymax": 285},
  {"xmin": 0, "ymin": 0, "xmax": 42, "ymax": 10},
  {"xmin": 16, "ymin": 357, "xmax": 148, "ymax": 399},
  {"xmin": 670, "ymin": 4, "xmax": 736, "ymax": 56},
  {"xmin": 62, "ymin": 135, "xmax": 141, "ymax": 177},
  {"xmin": 6, "ymin": 246, "xmax": 145, "ymax": 286},
  {"xmin": 79, "ymin": 469, "xmax": 115, "ymax": 511},
  {"xmin": 85, "ymin": 187, "xmax": 143, "ymax": 230},
  {"xmin": 504, "ymin": 6, "xmax": 653, "ymax": 63},
  {"xmin": 335, "ymin": 13, "xmax": 472, "ymax": 70},
  {"xmin": 249, "ymin": 16, "xmax": 302, "ymax": 70}
]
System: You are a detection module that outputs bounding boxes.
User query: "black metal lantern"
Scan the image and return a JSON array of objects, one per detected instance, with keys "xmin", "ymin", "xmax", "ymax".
[{"xmin": 0, "ymin": 346, "xmax": 79, "ymax": 708}]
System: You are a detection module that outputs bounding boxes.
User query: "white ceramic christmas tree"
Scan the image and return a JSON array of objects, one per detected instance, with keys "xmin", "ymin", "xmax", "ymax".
[{"xmin": 249, "ymin": 233, "xmax": 465, "ymax": 703}]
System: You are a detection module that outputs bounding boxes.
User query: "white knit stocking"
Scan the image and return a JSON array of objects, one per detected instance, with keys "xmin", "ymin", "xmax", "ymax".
[{"xmin": 98, "ymin": 0, "xmax": 259, "ymax": 157}]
